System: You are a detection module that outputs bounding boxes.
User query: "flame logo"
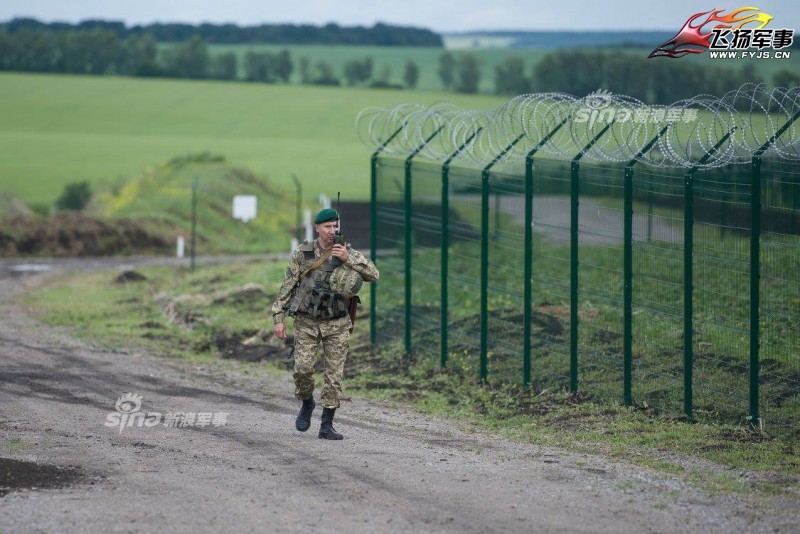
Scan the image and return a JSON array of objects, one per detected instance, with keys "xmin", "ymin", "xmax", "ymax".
[
  {"xmin": 649, "ymin": 6, "xmax": 773, "ymax": 58},
  {"xmin": 115, "ymin": 392, "xmax": 142, "ymax": 413}
]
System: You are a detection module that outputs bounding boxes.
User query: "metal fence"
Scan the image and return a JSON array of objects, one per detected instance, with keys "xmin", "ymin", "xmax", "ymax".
[{"xmin": 362, "ymin": 85, "xmax": 800, "ymax": 439}]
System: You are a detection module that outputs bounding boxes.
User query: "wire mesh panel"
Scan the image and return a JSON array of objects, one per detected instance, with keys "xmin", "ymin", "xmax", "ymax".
[
  {"xmin": 759, "ymin": 157, "xmax": 800, "ymax": 439},
  {"xmin": 365, "ymin": 86, "xmax": 800, "ymax": 437},
  {"xmin": 529, "ymin": 157, "xmax": 572, "ymax": 392},
  {"xmin": 444, "ymin": 164, "xmax": 484, "ymax": 374},
  {"xmin": 575, "ymin": 162, "xmax": 626, "ymax": 402},
  {"xmin": 692, "ymin": 165, "xmax": 752, "ymax": 425},
  {"xmin": 485, "ymin": 164, "xmax": 528, "ymax": 384},
  {"xmin": 630, "ymin": 166, "xmax": 686, "ymax": 416},
  {"xmin": 373, "ymin": 157, "xmax": 406, "ymax": 345},
  {"xmin": 407, "ymin": 159, "xmax": 443, "ymax": 360}
]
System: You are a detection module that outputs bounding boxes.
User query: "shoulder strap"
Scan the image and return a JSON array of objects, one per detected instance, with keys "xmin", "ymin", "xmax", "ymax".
[{"xmin": 298, "ymin": 248, "xmax": 334, "ymax": 280}]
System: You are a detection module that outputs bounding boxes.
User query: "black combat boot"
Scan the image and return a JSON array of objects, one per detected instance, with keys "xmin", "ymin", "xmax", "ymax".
[
  {"xmin": 318, "ymin": 407, "xmax": 343, "ymax": 440},
  {"xmin": 295, "ymin": 396, "xmax": 315, "ymax": 432}
]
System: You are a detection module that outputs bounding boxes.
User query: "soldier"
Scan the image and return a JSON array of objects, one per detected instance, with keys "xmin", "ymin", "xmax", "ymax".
[{"xmin": 271, "ymin": 208, "xmax": 379, "ymax": 440}]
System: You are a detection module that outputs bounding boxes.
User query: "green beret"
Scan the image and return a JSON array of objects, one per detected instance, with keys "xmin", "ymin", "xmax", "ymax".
[{"xmin": 314, "ymin": 208, "xmax": 339, "ymax": 224}]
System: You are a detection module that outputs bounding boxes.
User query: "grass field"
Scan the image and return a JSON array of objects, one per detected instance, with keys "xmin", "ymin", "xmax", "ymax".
[{"xmin": 0, "ymin": 72, "xmax": 508, "ymax": 207}]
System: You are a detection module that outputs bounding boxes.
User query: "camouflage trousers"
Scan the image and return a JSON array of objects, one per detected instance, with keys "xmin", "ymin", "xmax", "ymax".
[{"xmin": 292, "ymin": 314, "xmax": 351, "ymax": 409}]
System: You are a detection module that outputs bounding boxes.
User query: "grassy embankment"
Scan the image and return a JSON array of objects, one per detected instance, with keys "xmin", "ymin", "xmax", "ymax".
[
  {"xmin": 21, "ymin": 251, "xmax": 800, "ymax": 497},
  {"xmin": 0, "ymin": 72, "xmax": 508, "ymax": 209}
]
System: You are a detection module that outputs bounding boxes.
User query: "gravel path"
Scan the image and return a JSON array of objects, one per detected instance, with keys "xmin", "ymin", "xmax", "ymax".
[{"xmin": 0, "ymin": 258, "xmax": 797, "ymax": 533}]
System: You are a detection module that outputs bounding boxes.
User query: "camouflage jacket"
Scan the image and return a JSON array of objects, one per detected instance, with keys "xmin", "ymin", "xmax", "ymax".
[{"xmin": 271, "ymin": 240, "xmax": 379, "ymax": 325}]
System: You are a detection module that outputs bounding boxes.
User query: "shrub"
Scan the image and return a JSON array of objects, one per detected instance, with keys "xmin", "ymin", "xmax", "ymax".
[{"xmin": 55, "ymin": 181, "xmax": 92, "ymax": 211}]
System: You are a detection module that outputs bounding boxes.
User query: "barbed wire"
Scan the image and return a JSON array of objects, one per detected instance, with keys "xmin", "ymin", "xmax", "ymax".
[{"xmin": 356, "ymin": 84, "xmax": 800, "ymax": 169}]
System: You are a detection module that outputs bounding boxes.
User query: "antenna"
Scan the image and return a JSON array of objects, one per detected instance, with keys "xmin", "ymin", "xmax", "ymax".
[{"xmin": 336, "ymin": 191, "xmax": 342, "ymax": 234}]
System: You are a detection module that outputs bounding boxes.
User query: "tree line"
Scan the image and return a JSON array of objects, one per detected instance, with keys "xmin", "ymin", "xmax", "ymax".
[
  {"xmin": 0, "ymin": 28, "xmax": 424, "ymax": 87},
  {"xmin": 0, "ymin": 18, "xmax": 443, "ymax": 46},
  {"xmin": 492, "ymin": 50, "xmax": 800, "ymax": 104},
  {"xmin": 2, "ymin": 24, "xmax": 795, "ymax": 100}
]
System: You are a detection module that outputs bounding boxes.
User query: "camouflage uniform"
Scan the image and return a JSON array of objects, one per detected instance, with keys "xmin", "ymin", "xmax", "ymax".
[{"xmin": 271, "ymin": 240, "xmax": 379, "ymax": 409}]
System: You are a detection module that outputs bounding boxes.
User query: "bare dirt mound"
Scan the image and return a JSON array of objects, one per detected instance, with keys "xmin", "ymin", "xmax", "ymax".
[{"xmin": 0, "ymin": 213, "xmax": 176, "ymax": 257}]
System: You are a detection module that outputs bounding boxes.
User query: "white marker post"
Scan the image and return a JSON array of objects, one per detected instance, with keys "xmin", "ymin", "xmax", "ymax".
[{"xmin": 304, "ymin": 209, "xmax": 313, "ymax": 242}]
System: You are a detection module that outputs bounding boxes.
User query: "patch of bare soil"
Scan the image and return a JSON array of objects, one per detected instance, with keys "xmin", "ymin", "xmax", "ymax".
[
  {"xmin": 0, "ymin": 213, "xmax": 176, "ymax": 257},
  {"xmin": 0, "ymin": 458, "xmax": 87, "ymax": 497}
]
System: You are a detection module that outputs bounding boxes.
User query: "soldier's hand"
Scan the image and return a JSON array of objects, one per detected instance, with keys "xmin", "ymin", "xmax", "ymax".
[
  {"xmin": 332, "ymin": 244, "xmax": 348, "ymax": 263},
  {"xmin": 274, "ymin": 322, "xmax": 286, "ymax": 340}
]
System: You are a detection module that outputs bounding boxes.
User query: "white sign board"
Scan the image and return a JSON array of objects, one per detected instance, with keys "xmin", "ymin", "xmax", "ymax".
[{"xmin": 232, "ymin": 195, "xmax": 257, "ymax": 222}]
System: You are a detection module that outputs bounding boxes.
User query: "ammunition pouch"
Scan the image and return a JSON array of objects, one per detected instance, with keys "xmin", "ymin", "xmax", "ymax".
[{"xmin": 288, "ymin": 250, "xmax": 350, "ymax": 320}]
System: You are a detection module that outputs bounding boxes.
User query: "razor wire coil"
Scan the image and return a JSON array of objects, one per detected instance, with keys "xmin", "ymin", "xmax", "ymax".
[{"xmin": 357, "ymin": 84, "xmax": 800, "ymax": 169}]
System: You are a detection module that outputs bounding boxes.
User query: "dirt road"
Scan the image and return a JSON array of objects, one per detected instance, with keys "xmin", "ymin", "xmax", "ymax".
[{"xmin": 0, "ymin": 258, "xmax": 796, "ymax": 533}]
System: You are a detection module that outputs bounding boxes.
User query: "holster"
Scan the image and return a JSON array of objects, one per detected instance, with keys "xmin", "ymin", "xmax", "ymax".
[{"xmin": 348, "ymin": 296, "xmax": 361, "ymax": 334}]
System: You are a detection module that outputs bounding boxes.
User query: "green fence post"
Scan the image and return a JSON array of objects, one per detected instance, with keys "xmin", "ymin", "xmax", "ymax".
[
  {"xmin": 404, "ymin": 126, "xmax": 444, "ymax": 356},
  {"xmin": 570, "ymin": 124, "xmax": 612, "ymax": 393},
  {"xmin": 683, "ymin": 168, "xmax": 694, "ymax": 421},
  {"xmin": 748, "ymin": 109, "xmax": 800, "ymax": 428},
  {"xmin": 481, "ymin": 133, "xmax": 525, "ymax": 382},
  {"xmin": 750, "ymin": 154, "xmax": 762, "ymax": 428},
  {"xmin": 523, "ymin": 118, "xmax": 568, "ymax": 388},
  {"xmin": 647, "ymin": 187, "xmax": 654, "ymax": 243},
  {"xmin": 370, "ymin": 124, "xmax": 405, "ymax": 345},
  {"xmin": 291, "ymin": 174, "xmax": 302, "ymax": 243},
  {"xmin": 683, "ymin": 127, "xmax": 737, "ymax": 421},
  {"xmin": 441, "ymin": 128, "xmax": 482, "ymax": 369},
  {"xmin": 190, "ymin": 176, "xmax": 198, "ymax": 272},
  {"xmin": 624, "ymin": 166, "xmax": 633, "ymax": 404},
  {"xmin": 624, "ymin": 126, "xmax": 668, "ymax": 406}
]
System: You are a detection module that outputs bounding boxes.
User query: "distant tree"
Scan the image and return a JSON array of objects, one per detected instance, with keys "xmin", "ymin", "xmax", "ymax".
[
  {"xmin": 376, "ymin": 64, "xmax": 392, "ymax": 84},
  {"xmin": 273, "ymin": 49, "xmax": 293, "ymax": 82},
  {"xmin": 774, "ymin": 69, "xmax": 800, "ymax": 88},
  {"xmin": 599, "ymin": 53, "xmax": 649, "ymax": 102},
  {"xmin": 298, "ymin": 56, "xmax": 311, "ymax": 83},
  {"xmin": 55, "ymin": 181, "xmax": 92, "ymax": 211},
  {"xmin": 161, "ymin": 36, "xmax": 209, "ymax": 78},
  {"xmin": 403, "ymin": 59, "xmax": 419, "ymax": 89},
  {"xmin": 11, "ymin": 29, "xmax": 59, "ymax": 72},
  {"xmin": 438, "ymin": 52, "xmax": 456, "ymax": 90},
  {"xmin": 455, "ymin": 53, "xmax": 481, "ymax": 93},
  {"xmin": 118, "ymin": 33, "xmax": 159, "ymax": 76},
  {"xmin": 244, "ymin": 50, "xmax": 274, "ymax": 82},
  {"xmin": 531, "ymin": 51, "xmax": 603, "ymax": 96},
  {"xmin": 343, "ymin": 59, "xmax": 360, "ymax": 85},
  {"xmin": 0, "ymin": 32, "xmax": 21, "ymax": 71},
  {"xmin": 60, "ymin": 29, "xmax": 120, "ymax": 74},
  {"xmin": 209, "ymin": 52, "xmax": 237, "ymax": 80},
  {"xmin": 311, "ymin": 60, "xmax": 340, "ymax": 85},
  {"xmin": 343, "ymin": 56, "xmax": 373, "ymax": 86},
  {"xmin": 494, "ymin": 57, "xmax": 528, "ymax": 95}
]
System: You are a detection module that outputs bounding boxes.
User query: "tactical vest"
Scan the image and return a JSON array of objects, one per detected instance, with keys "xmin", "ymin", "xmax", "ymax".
[{"xmin": 288, "ymin": 244, "xmax": 350, "ymax": 320}]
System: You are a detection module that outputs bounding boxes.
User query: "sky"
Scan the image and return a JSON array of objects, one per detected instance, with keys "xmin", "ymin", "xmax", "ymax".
[{"xmin": 1, "ymin": 0, "xmax": 798, "ymax": 33}]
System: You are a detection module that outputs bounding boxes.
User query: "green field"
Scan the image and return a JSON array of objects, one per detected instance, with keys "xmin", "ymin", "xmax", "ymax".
[
  {"xmin": 0, "ymin": 72, "xmax": 507, "ymax": 207},
  {"xmin": 2, "ymin": 42, "xmax": 796, "ymax": 210}
]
